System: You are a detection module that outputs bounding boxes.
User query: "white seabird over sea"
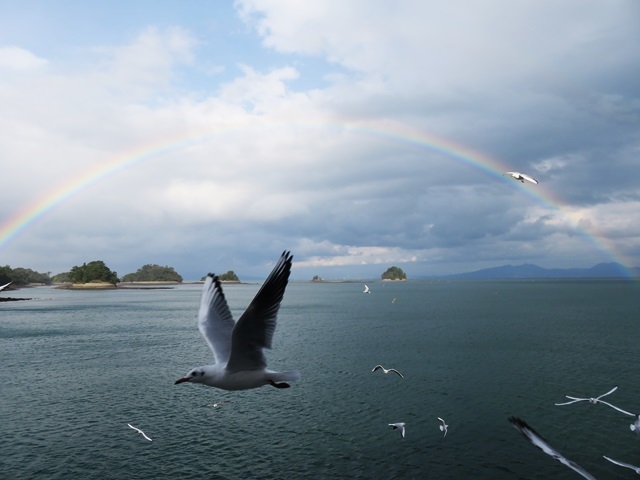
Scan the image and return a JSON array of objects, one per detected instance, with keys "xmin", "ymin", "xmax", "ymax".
[
  {"xmin": 128, "ymin": 424, "xmax": 152, "ymax": 442},
  {"xmin": 509, "ymin": 417, "xmax": 596, "ymax": 480},
  {"xmin": 371, "ymin": 365, "xmax": 404, "ymax": 378},
  {"xmin": 175, "ymin": 251, "xmax": 300, "ymax": 391},
  {"xmin": 438, "ymin": 417, "xmax": 448, "ymax": 437},
  {"xmin": 0, "ymin": 281, "xmax": 12, "ymax": 292},
  {"xmin": 363, "ymin": 284, "xmax": 370, "ymax": 294},
  {"xmin": 555, "ymin": 386, "xmax": 634, "ymax": 416},
  {"xmin": 503, "ymin": 171, "xmax": 538, "ymax": 184},
  {"xmin": 389, "ymin": 422, "xmax": 406, "ymax": 438}
]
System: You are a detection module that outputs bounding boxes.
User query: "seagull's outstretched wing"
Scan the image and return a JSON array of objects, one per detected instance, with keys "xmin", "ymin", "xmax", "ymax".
[
  {"xmin": 598, "ymin": 400, "xmax": 635, "ymax": 416},
  {"xmin": 509, "ymin": 417, "xmax": 596, "ymax": 480},
  {"xmin": 603, "ymin": 455, "xmax": 640, "ymax": 473},
  {"xmin": 0, "ymin": 281, "xmax": 12, "ymax": 292},
  {"xmin": 388, "ymin": 369, "xmax": 404, "ymax": 378},
  {"xmin": 555, "ymin": 397, "xmax": 585, "ymax": 406},
  {"xmin": 198, "ymin": 274, "xmax": 236, "ymax": 364},
  {"xmin": 520, "ymin": 173, "xmax": 539, "ymax": 184},
  {"xmin": 226, "ymin": 251, "xmax": 292, "ymax": 372},
  {"xmin": 371, "ymin": 365, "xmax": 383, "ymax": 373}
]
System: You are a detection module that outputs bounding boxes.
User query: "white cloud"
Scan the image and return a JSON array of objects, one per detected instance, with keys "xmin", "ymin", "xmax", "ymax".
[{"xmin": 0, "ymin": 46, "xmax": 48, "ymax": 70}]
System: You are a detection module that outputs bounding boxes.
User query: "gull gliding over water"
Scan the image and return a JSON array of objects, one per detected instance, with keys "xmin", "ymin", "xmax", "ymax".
[
  {"xmin": 371, "ymin": 365, "xmax": 404, "ymax": 378},
  {"xmin": 389, "ymin": 422, "xmax": 406, "ymax": 438},
  {"xmin": 128, "ymin": 424, "xmax": 152, "ymax": 442},
  {"xmin": 503, "ymin": 171, "xmax": 538, "ymax": 184},
  {"xmin": 438, "ymin": 417, "xmax": 448, "ymax": 437},
  {"xmin": 175, "ymin": 251, "xmax": 300, "ymax": 391},
  {"xmin": 0, "ymin": 281, "xmax": 12, "ymax": 292},
  {"xmin": 509, "ymin": 417, "xmax": 596, "ymax": 480},
  {"xmin": 363, "ymin": 284, "xmax": 370, "ymax": 294},
  {"xmin": 555, "ymin": 385, "xmax": 634, "ymax": 416}
]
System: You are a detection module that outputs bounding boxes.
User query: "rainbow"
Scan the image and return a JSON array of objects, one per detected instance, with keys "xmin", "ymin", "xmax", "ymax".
[{"xmin": 0, "ymin": 119, "xmax": 635, "ymax": 276}]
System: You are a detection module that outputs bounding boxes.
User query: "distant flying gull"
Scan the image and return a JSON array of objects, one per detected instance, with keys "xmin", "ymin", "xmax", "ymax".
[
  {"xmin": 0, "ymin": 281, "xmax": 12, "ymax": 292},
  {"xmin": 438, "ymin": 417, "xmax": 448, "ymax": 437},
  {"xmin": 371, "ymin": 365, "xmax": 404, "ymax": 378},
  {"xmin": 603, "ymin": 455, "xmax": 640, "ymax": 474},
  {"xmin": 206, "ymin": 401, "xmax": 228, "ymax": 408},
  {"xmin": 389, "ymin": 422, "xmax": 406, "ymax": 438},
  {"xmin": 555, "ymin": 386, "xmax": 634, "ymax": 416},
  {"xmin": 363, "ymin": 284, "xmax": 370, "ymax": 294},
  {"xmin": 128, "ymin": 423, "xmax": 152, "ymax": 442},
  {"xmin": 175, "ymin": 251, "xmax": 300, "ymax": 391},
  {"xmin": 392, "ymin": 298, "xmax": 396, "ymax": 303},
  {"xmin": 503, "ymin": 171, "xmax": 539, "ymax": 184},
  {"xmin": 508, "ymin": 417, "xmax": 596, "ymax": 480},
  {"xmin": 630, "ymin": 415, "xmax": 640, "ymax": 434}
]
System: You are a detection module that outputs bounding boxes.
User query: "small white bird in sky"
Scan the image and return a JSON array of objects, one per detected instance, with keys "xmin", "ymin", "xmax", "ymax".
[
  {"xmin": 603, "ymin": 455, "xmax": 640, "ymax": 474},
  {"xmin": 554, "ymin": 386, "xmax": 634, "ymax": 416},
  {"xmin": 363, "ymin": 284, "xmax": 370, "ymax": 294},
  {"xmin": 175, "ymin": 251, "xmax": 300, "ymax": 391},
  {"xmin": 0, "ymin": 281, "xmax": 12, "ymax": 292},
  {"xmin": 509, "ymin": 417, "xmax": 596, "ymax": 480},
  {"xmin": 438, "ymin": 417, "xmax": 448, "ymax": 437},
  {"xmin": 389, "ymin": 422, "xmax": 406, "ymax": 438},
  {"xmin": 371, "ymin": 365, "xmax": 404, "ymax": 378},
  {"xmin": 128, "ymin": 423, "xmax": 152, "ymax": 442},
  {"xmin": 503, "ymin": 171, "xmax": 539, "ymax": 184}
]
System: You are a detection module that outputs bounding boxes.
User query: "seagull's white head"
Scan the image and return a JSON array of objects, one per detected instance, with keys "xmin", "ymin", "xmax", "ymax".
[{"xmin": 175, "ymin": 367, "xmax": 208, "ymax": 385}]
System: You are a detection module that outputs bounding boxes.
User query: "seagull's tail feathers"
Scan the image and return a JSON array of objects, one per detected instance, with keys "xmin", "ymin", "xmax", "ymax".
[{"xmin": 270, "ymin": 370, "xmax": 301, "ymax": 383}]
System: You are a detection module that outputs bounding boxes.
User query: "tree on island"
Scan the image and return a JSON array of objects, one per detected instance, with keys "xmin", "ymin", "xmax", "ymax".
[
  {"xmin": 381, "ymin": 266, "xmax": 407, "ymax": 281},
  {"xmin": 219, "ymin": 270, "xmax": 239, "ymax": 282},
  {"xmin": 312, "ymin": 275, "xmax": 322, "ymax": 282},
  {"xmin": 52, "ymin": 272, "xmax": 72, "ymax": 283},
  {"xmin": 0, "ymin": 265, "xmax": 52, "ymax": 285},
  {"xmin": 69, "ymin": 260, "xmax": 119, "ymax": 285},
  {"xmin": 121, "ymin": 264, "xmax": 183, "ymax": 282}
]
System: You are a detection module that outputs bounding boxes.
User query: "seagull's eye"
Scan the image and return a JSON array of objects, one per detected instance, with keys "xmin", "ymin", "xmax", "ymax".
[{"xmin": 190, "ymin": 372, "xmax": 196, "ymax": 377}]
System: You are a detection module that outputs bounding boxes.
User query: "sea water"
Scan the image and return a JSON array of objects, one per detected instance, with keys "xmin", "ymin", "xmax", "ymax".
[{"xmin": 1, "ymin": 279, "xmax": 639, "ymax": 479}]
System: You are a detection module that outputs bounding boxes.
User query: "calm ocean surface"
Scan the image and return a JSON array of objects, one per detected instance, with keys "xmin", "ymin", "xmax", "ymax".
[{"xmin": 1, "ymin": 279, "xmax": 639, "ymax": 479}]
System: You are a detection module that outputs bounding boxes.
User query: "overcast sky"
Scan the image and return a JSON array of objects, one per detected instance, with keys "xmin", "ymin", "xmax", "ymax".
[{"xmin": 1, "ymin": 1, "xmax": 639, "ymax": 280}]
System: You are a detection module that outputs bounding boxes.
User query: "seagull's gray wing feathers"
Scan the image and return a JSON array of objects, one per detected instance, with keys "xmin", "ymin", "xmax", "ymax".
[
  {"xmin": 226, "ymin": 251, "xmax": 292, "ymax": 372},
  {"xmin": 509, "ymin": 417, "xmax": 596, "ymax": 480},
  {"xmin": 198, "ymin": 274, "xmax": 236, "ymax": 364}
]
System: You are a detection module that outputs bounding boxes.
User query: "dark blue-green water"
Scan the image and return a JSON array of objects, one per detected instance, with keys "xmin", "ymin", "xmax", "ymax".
[{"xmin": 1, "ymin": 280, "xmax": 639, "ymax": 479}]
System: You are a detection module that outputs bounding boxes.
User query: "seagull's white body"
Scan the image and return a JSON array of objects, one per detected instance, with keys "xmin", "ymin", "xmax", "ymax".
[
  {"xmin": 503, "ymin": 171, "xmax": 538, "ymax": 184},
  {"xmin": 0, "ymin": 281, "xmax": 12, "ymax": 292},
  {"xmin": 389, "ymin": 422, "xmax": 406, "ymax": 438},
  {"xmin": 555, "ymin": 386, "xmax": 634, "ymax": 416},
  {"xmin": 509, "ymin": 417, "xmax": 596, "ymax": 480},
  {"xmin": 371, "ymin": 365, "xmax": 404, "ymax": 378},
  {"xmin": 363, "ymin": 284, "xmax": 370, "ymax": 294},
  {"xmin": 175, "ymin": 251, "xmax": 300, "ymax": 391},
  {"xmin": 438, "ymin": 417, "xmax": 448, "ymax": 437},
  {"xmin": 603, "ymin": 455, "xmax": 640, "ymax": 474},
  {"xmin": 128, "ymin": 423, "xmax": 152, "ymax": 442}
]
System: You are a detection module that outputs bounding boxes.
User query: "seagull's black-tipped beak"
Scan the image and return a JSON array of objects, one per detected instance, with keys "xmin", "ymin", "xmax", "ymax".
[{"xmin": 175, "ymin": 377, "xmax": 190, "ymax": 385}]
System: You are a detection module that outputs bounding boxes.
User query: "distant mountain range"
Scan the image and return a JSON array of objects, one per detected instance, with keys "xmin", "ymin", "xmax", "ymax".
[{"xmin": 422, "ymin": 262, "xmax": 640, "ymax": 279}]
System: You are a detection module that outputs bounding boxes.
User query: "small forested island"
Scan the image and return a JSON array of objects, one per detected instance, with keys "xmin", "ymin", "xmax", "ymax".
[
  {"xmin": 57, "ymin": 260, "xmax": 119, "ymax": 288},
  {"xmin": 202, "ymin": 270, "xmax": 240, "ymax": 282},
  {"xmin": 381, "ymin": 266, "xmax": 407, "ymax": 281},
  {"xmin": 311, "ymin": 275, "xmax": 324, "ymax": 282},
  {"xmin": 121, "ymin": 264, "xmax": 183, "ymax": 282}
]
